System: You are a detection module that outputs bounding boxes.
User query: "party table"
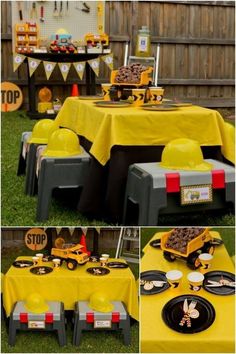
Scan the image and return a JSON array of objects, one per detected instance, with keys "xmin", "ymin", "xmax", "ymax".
[
  {"xmin": 55, "ymin": 98, "xmax": 234, "ymax": 222},
  {"xmin": 3, "ymin": 257, "xmax": 139, "ymax": 321},
  {"xmin": 141, "ymin": 231, "xmax": 235, "ymax": 353}
]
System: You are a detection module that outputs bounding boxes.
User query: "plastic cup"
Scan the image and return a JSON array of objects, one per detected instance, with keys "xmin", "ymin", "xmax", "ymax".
[
  {"xmin": 199, "ymin": 253, "xmax": 213, "ymax": 273},
  {"xmin": 131, "ymin": 88, "xmax": 146, "ymax": 107},
  {"xmin": 36, "ymin": 253, "xmax": 44, "ymax": 265},
  {"xmin": 187, "ymin": 272, "xmax": 204, "ymax": 291},
  {"xmin": 166, "ymin": 270, "xmax": 183, "ymax": 289},
  {"xmin": 53, "ymin": 258, "xmax": 61, "ymax": 269},
  {"xmin": 101, "ymin": 83, "xmax": 112, "ymax": 101},
  {"xmin": 101, "ymin": 254, "xmax": 110, "ymax": 260},
  {"xmin": 100, "ymin": 257, "xmax": 107, "ymax": 267},
  {"xmin": 32, "ymin": 256, "xmax": 39, "ymax": 266},
  {"xmin": 149, "ymin": 87, "xmax": 164, "ymax": 104}
]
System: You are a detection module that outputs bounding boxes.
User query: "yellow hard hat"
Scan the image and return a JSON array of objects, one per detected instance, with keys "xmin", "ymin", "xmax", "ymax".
[
  {"xmin": 24, "ymin": 293, "xmax": 49, "ymax": 313},
  {"xmin": 1, "ymin": 273, "xmax": 4, "ymax": 294},
  {"xmin": 42, "ymin": 128, "xmax": 82, "ymax": 157},
  {"xmin": 88, "ymin": 291, "xmax": 114, "ymax": 313},
  {"xmin": 160, "ymin": 138, "xmax": 213, "ymax": 171},
  {"xmin": 27, "ymin": 119, "xmax": 58, "ymax": 144}
]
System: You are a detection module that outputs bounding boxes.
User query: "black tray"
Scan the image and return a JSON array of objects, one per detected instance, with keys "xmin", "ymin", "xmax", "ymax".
[
  {"xmin": 140, "ymin": 270, "xmax": 169, "ymax": 295},
  {"xmin": 162, "ymin": 294, "xmax": 215, "ymax": 334},
  {"xmin": 107, "ymin": 262, "xmax": 129, "ymax": 269},
  {"xmin": 149, "ymin": 239, "xmax": 161, "ymax": 248},
  {"xmin": 30, "ymin": 266, "xmax": 53, "ymax": 275},
  {"xmin": 86, "ymin": 267, "xmax": 110, "ymax": 276},
  {"xmin": 203, "ymin": 271, "xmax": 235, "ymax": 296},
  {"xmin": 13, "ymin": 260, "xmax": 33, "ymax": 268}
]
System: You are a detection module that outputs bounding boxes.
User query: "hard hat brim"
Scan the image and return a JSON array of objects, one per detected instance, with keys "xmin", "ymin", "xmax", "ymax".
[
  {"xmin": 42, "ymin": 148, "xmax": 82, "ymax": 158},
  {"xmin": 160, "ymin": 161, "xmax": 213, "ymax": 172},
  {"xmin": 88, "ymin": 302, "xmax": 114, "ymax": 313},
  {"xmin": 27, "ymin": 137, "xmax": 49, "ymax": 144},
  {"xmin": 24, "ymin": 302, "xmax": 49, "ymax": 314}
]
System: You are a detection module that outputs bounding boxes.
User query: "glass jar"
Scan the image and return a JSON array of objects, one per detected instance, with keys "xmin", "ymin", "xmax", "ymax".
[{"xmin": 135, "ymin": 26, "xmax": 151, "ymax": 57}]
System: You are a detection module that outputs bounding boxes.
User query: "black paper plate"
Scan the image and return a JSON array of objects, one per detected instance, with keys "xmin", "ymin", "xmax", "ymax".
[
  {"xmin": 30, "ymin": 266, "xmax": 53, "ymax": 275},
  {"xmin": 94, "ymin": 101, "xmax": 131, "ymax": 108},
  {"xmin": 107, "ymin": 262, "xmax": 129, "ymax": 269},
  {"xmin": 78, "ymin": 95, "xmax": 103, "ymax": 100},
  {"xmin": 140, "ymin": 270, "xmax": 170, "ymax": 295},
  {"xmin": 89, "ymin": 256, "xmax": 100, "ymax": 263},
  {"xmin": 87, "ymin": 267, "xmax": 110, "ymax": 276},
  {"xmin": 13, "ymin": 260, "xmax": 33, "ymax": 268},
  {"xmin": 149, "ymin": 239, "xmax": 161, "ymax": 248},
  {"xmin": 203, "ymin": 271, "xmax": 235, "ymax": 296},
  {"xmin": 162, "ymin": 294, "xmax": 216, "ymax": 334},
  {"xmin": 42, "ymin": 255, "xmax": 54, "ymax": 262}
]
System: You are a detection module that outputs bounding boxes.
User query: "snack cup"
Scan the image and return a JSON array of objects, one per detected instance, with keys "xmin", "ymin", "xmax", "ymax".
[
  {"xmin": 100, "ymin": 257, "xmax": 107, "ymax": 267},
  {"xmin": 166, "ymin": 270, "xmax": 183, "ymax": 289},
  {"xmin": 36, "ymin": 253, "xmax": 44, "ymax": 265},
  {"xmin": 52, "ymin": 258, "xmax": 61, "ymax": 269},
  {"xmin": 131, "ymin": 88, "xmax": 146, "ymax": 107},
  {"xmin": 101, "ymin": 254, "xmax": 110, "ymax": 260},
  {"xmin": 149, "ymin": 87, "xmax": 164, "ymax": 104},
  {"xmin": 101, "ymin": 83, "xmax": 112, "ymax": 101},
  {"xmin": 188, "ymin": 272, "xmax": 204, "ymax": 291},
  {"xmin": 199, "ymin": 253, "xmax": 213, "ymax": 273},
  {"xmin": 32, "ymin": 256, "xmax": 39, "ymax": 266}
]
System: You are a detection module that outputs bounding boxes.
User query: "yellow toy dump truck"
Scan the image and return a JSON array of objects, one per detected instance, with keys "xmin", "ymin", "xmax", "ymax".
[
  {"xmin": 51, "ymin": 243, "xmax": 89, "ymax": 270},
  {"xmin": 160, "ymin": 228, "xmax": 217, "ymax": 269}
]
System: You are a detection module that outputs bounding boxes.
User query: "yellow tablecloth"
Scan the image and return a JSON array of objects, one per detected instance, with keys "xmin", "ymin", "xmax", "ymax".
[
  {"xmin": 141, "ymin": 231, "xmax": 235, "ymax": 353},
  {"xmin": 55, "ymin": 98, "xmax": 235, "ymax": 166},
  {"xmin": 3, "ymin": 257, "xmax": 139, "ymax": 321}
]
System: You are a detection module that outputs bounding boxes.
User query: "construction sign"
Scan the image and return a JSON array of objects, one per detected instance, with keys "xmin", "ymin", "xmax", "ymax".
[
  {"xmin": 25, "ymin": 228, "xmax": 48, "ymax": 251},
  {"xmin": 1, "ymin": 82, "xmax": 23, "ymax": 112}
]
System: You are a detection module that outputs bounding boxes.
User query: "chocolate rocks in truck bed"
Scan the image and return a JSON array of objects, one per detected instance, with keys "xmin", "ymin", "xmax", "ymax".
[
  {"xmin": 165, "ymin": 228, "xmax": 205, "ymax": 254},
  {"xmin": 115, "ymin": 63, "xmax": 147, "ymax": 84}
]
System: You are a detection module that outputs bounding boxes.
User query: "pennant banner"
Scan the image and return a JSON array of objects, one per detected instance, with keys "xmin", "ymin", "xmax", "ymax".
[
  {"xmin": 43, "ymin": 61, "xmax": 57, "ymax": 80},
  {"xmin": 81, "ymin": 227, "xmax": 88, "ymax": 235},
  {"xmin": 68, "ymin": 227, "xmax": 75, "ymax": 236},
  {"xmin": 87, "ymin": 58, "xmax": 100, "ymax": 77},
  {"xmin": 58, "ymin": 62, "xmax": 71, "ymax": 81},
  {"xmin": 13, "ymin": 53, "xmax": 26, "ymax": 72},
  {"xmin": 28, "ymin": 57, "xmax": 41, "ymax": 77},
  {"xmin": 56, "ymin": 227, "xmax": 62, "ymax": 235},
  {"xmin": 95, "ymin": 227, "xmax": 101, "ymax": 235},
  {"xmin": 73, "ymin": 61, "xmax": 86, "ymax": 80},
  {"xmin": 101, "ymin": 53, "xmax": 113, "ymax": 71}
]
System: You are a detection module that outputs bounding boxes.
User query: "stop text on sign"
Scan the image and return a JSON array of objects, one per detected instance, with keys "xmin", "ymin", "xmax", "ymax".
[
  {"xmin": 1, "ymin": 82, "xmax": 23, "ymax": 112},
  {"xmin": 24, "ymin": 228, "xmax": 48, "ymax": 251}
]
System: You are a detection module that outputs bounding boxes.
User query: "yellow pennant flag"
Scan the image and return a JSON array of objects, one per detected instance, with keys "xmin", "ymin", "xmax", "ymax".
[
  {"xmin": 88, "ymin": 58, "xmax": 100, "ymax": 77},
  {"xmin": 81, "ymin": 227, "xmax": 88, "ymax": 235},
  {"xmin": 43, "ymin": 61, "xmax": 57, "ymax": 80},
  {"xmin": 68, "ymin": 227, "xmax": 75, "ymax": 236},
  {"xmin": 95, "ymin": 227, "xmax": 101, "ymax": 235},
  {"xmin": 56, "ymin": 227, "xmax": 62, "ymax": 235},
  {"xmin": 58, "ymin": 63, "xmax": 71, "ymax": 81},
  {"xmin": 28, "ymin": 57, "xmax": 41, "ymax": 77},
  {"xmin": 13, "ymin": 53, "xmax": 26, "ymax": 72},
  {"xmin": 73, "ymin": 61, "xmax": 86, "ymax": 80},
  {"xmin": 101, "ymin": 53, "xmax": 113, "ymax": 70}
]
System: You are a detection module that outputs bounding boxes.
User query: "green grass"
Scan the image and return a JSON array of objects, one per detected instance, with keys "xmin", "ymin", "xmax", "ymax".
[
  {"xmin": 1, "ymin": 110, "xmax": 235, "ymax": 226},
  {"xmin": 1, "ymin": 246, "xmax": 139, "ymax": 353},
  {"xmin": 140, "ymin": 227, "xmax": 235, "ymax": 256}
]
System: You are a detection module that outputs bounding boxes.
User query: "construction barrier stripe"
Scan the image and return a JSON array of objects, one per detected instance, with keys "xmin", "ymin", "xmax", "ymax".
[{"xmin": 211, "ymin": 170, "xmax": 225, "ymax": 189}]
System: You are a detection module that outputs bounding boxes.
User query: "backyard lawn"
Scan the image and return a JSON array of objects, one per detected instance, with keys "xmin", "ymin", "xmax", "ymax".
[{"xmin": 1, "ymin": 110, "xmax": 235, "ymax": 226}]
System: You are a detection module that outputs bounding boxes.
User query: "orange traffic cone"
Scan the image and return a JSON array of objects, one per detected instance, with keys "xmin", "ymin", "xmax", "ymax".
[
  {"xmin": 80, "ymin": 234, "xmax": 91, "ymax": 256},
  {"xmin": 71, "ymin": 84, "xmax": 79, "ymax": 97}
]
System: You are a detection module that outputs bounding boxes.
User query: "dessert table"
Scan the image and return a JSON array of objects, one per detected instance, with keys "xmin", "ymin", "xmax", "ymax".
[
  {"xmin": 55, "ymin": 98, "xmax": 234, "ymax": 222},
  {"xmin": 141, "ymin": 231, "xmax": 235, "ymax": 353},
  {"xmin": 3, "ymin": 257, "xmax": 139, "ymax": 321}
]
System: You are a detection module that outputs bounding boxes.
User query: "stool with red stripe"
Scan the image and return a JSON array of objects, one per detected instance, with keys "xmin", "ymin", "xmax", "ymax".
[
  {"xmin": 8, "ymin": 294, "xmax": 66, "ymax": 346},
  {"xmin": 123, "ymin": 138, "xmax": 235, "ymax": 225},
  {"xmin": 73, "ymin": 292, "xmax": 131, "ymax": 346}
]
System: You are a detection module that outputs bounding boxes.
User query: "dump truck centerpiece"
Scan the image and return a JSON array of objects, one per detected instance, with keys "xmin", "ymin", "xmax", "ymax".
[{"xmin": 51, "ymin": 243, "xmax": 89, "ymax": 270}]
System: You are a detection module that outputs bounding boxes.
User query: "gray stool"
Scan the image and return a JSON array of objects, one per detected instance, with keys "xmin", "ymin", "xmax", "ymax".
[
  {"xmin": 36, "ymin": 150, "xmax": 91, "ymax": 221},
  {"xmin": 123, "ymin": 159, "xmax": 235, "ymax": 225},
  {"xmin": 17, "ymin": 132, "xmax": 32, "ymax": 176},
  {"xmin": 73, "ymin": 301, "xmax": 130, "ymax": 346},
  {"xmin": 9, "ymin": 301, "xmax": 66, "ymax": 346}
]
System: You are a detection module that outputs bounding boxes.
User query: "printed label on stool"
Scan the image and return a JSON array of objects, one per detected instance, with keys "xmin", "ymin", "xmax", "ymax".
[
  {"xmin": 28, "ymin": 321, "xmax": 45, "ymax": 329},
  {"xmin": 94, "ymin": 320, "xmax": 111, "ymax": 328},
  {"xmin": 181, "ymin": 184, "xmax": 212, "ymax": 205}
]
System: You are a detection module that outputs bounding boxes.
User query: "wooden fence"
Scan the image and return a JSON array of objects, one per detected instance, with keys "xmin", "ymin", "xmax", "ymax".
[{"xmin": 1, "ymin": 1, "xmax": 235, "ymax": 108}]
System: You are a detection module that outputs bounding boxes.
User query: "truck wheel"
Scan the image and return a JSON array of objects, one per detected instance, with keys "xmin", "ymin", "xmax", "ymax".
[
  {"xmin": 187, "ymin": 252, "xmax": 201, "ymax": 270},
  {"xmin": 67, "ymin": 259, "xmax": 77, "ymax": 270},
  {"xmin": 202, "ymin": 242, "xmax": 215, "ymax": 255},
  {"xmin": 163, "ymin": 251, "xmax": 176, "ymax": 262}
]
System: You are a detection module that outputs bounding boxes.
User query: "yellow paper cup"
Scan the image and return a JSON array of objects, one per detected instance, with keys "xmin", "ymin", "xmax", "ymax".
[
  {"xmin": 166, "ymin": 270, "xmax": 183, "ymax": 289},
  {"xmin": 199, "ymin": 253, "xmax": 213, "ymax": 273},
  {"xmin": 131, "ymin": 88, "xmax": 146, "ymax": 107},
  {"xmin": 187, "ymin": 272, "xmax": 204, "ymax": 291},
  {"xmin": 101, "ymin": 83, "xmax": 112, "ymax": 101},
  {"xmin": 35, "ymin": 253, "xmax": 44, "ymax": 266},
  {"xmin": 149, "ymin": 87, "xmax": 164, "ymax": 104}
]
